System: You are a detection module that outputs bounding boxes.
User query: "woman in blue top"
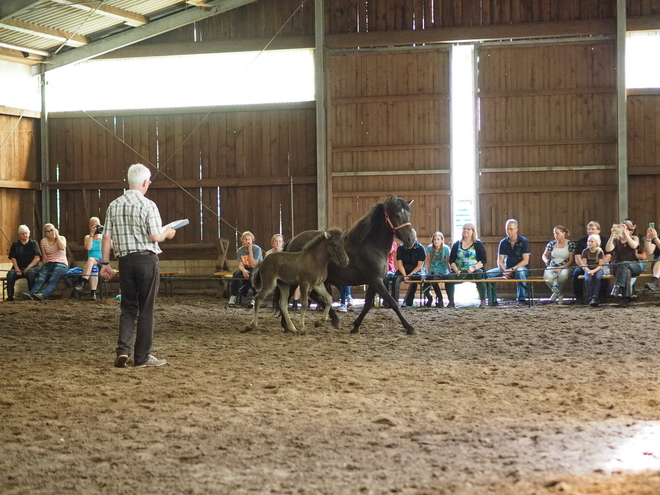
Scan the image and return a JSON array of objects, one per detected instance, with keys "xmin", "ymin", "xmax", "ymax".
[
  {"xmin": 75, "ymin": 216, "xmax": 104, "ymax": 300},
  {"xmin": 423, "ymin": 232, "xmax": 451, "ymax": 307}
]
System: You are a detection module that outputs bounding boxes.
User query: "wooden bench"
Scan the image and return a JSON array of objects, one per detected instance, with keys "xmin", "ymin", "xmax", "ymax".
[
  {"xmin": 409, "ymin": 276, "xmax": 547, "ymax": 307},
  {"xmin": 577, "ymin": 273, "xmax": 652, "ymax": 280},
  {"xmin": 159, "ymin": 271, "xmax": 180, "ymax": 297}
]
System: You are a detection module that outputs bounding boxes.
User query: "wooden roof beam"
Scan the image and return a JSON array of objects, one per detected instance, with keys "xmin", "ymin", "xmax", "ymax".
[
  {"xmin": 49, "ymin": 0, "xmax": 148, "ymax": 28},
  {"xmin": 0, "ymin": 45, "xmax": 43, "ymax": 64},
  {"xmin": 0, "ymin": 18, "xmax": 88, "ymax": 47}
]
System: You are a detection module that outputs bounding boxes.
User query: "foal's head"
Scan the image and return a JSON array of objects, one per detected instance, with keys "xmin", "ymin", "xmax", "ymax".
[{"xmin": 318, "ymin": 228, "xmax": 349, "ymax": 267}]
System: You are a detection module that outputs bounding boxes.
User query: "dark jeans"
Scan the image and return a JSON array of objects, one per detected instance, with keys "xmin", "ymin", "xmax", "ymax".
[
  {"xmin": 392, "ymin": 273, "xmax": 423, "ymax": 306},
  {"xmin": 486, "ymin": 266, "xmax": 529, "ymax": 302},
  {"xmin": 231, "ymin": 268, "xmax": 254, "ymax": 299},
  {"xmin": 423, "ymin": 273, "xmax": 455, "ymax": 303},
  {"xmin": 117, "ymin": 252, "xmax": 160, "ymax": 365},
  {"xmin": 29, "ymin": 262, "xmax": 68, "ymax": 298},
  {"xmin": 584, "ymin": 270, "xmax": 603, "ymax": 299},
  {"xmin": 613, "ymin": 261, "xmax": 642, "ymax": 298},
  {"xmin": 573, "ymin": 267, "xmax": 609, "ymax": 301},
  {"xmin": 446, "ymin": 269, "xmax": 487, "ymax": 300},
  {"xmin": 6, "ymin": 266, "xmax": 40, "ymax": 298}
]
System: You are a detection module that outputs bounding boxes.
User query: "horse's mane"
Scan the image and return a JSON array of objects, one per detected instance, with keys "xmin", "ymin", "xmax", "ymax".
[
  {"xmin": 302, "ymin": 227, "xmax": 343, "ymax": 250},
  {"xmin": 344, "ymin": 195, "xmax": 409, "ymax": 246}
]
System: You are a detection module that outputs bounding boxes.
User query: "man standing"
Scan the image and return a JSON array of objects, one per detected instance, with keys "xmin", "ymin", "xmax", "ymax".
[
  {"xmin": 572, "ymin": 221, "xmax": 611, "ymax": 303},
  {"xmin": 100, "ymin": 164, "xmax": 176, "ymax": 368},
  {"xmin": 6, "ymin": 225, "xmax": 41, "ymax": 301},
  {"xmin": 486, "ymin": 219, "xmax": 531, "ymax": 305}
]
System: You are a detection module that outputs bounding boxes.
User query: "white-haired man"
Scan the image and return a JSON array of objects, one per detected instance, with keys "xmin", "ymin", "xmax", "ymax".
[
  {"xmin": 100, "ymin": 164, "xmax": 176, "ymax": 368},
  {"xmin": 6, "ymin": 225, "xmax": 41, "ymax": 301}
]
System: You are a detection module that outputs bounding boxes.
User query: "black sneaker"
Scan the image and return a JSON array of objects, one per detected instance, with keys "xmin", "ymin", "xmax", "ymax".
[
  {"xmin": 135, "ymin": 354, "xmax": 167, "ymax": 367},
  {"xmin": 114, "ymin": 355, "xmax": 129, "ymax": 368},
  {"xmin": 32, "ymin": 292, "xmax": 45, "ymax": 301},
  {"xmin": 645, "ymin": 280, "xmax": 657, "ymax": 291},
  {"xmin": 22, "ymin": 292, "xmax": 34, "ymax": 300},
  {"xmin": 6, "ymin": 296, "xmax": 14, "ymax": 302}
]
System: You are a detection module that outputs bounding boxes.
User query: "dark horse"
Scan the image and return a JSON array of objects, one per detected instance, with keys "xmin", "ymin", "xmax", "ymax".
[
  {"xmin": 284, "ymin": 195, "xmax": 416, "ymax": 335},
  {"xmin": 246, "ymin": 228, "xmax": 349, "ymax": 334}
]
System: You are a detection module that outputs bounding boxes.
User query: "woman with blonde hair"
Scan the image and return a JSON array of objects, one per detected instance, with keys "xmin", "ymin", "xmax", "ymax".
[
  {"xmin": 542, "ymin": 225, "xmax": 575, "ymax": 304},
  {"xmin": 448, "ymin": 223, "xmax": 488, "ymax": 308},
  {"xmin": 23, "ymin": 223, "xmax": 68, "ymax": 300},
  {"xmin": 75, "ymin": 216, "xmax": 104, "ymax": 300},
  {"xmin": 606, "ymin": 220, "xmax": 642, "ymax": 306}
]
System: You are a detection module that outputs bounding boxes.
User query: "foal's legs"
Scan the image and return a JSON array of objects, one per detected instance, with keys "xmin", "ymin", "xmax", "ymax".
[
  {"xmin": 298, "ymin": 283, "xmax": 310, "ymax": 334},
  {"xmin": 277, "ymin": 283, "xmax": 297, "ymax": 333},
  {"xmin": 245, "ymin": 278, "xmax": 276, "ymax": 332},
  {"xmin": 312, "ymin": 283, "xmax": 334, "ymax": 327}
]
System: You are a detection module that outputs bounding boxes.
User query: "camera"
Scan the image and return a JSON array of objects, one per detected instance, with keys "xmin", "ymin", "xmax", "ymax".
[{"xmin": 94, "ymin": 224, "xmax": 104, "ymax": 234}]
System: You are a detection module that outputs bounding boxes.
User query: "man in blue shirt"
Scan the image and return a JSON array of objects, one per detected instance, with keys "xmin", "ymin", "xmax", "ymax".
[{"xmin": 486, "ymin": 219, "xmax": 530, "ymax": 305}]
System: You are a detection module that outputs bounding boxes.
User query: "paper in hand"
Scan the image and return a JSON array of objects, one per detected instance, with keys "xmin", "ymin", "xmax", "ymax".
[{"xmin": 163, "ymin": 219, "xmax": 189, "ymax": 232}]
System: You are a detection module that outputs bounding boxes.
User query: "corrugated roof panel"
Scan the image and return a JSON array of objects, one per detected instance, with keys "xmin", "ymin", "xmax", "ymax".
[
  {"xmin": 19, "ymin": 8, "xmax": 122, "ymax": 36},
  {"xmin": 0, "ymin": 0, "xmax": 243, "ymax": 63},
  {"xmin": 0, "ymin": 26, "xmax": 60, "ymax": 51},
  {"xmin": 113, "ymin": 0, "xmax": 188, "ymax": 15}
]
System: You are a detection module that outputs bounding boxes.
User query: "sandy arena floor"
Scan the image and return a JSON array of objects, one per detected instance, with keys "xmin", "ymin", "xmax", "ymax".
[{"xmin": 1, "ymin": 289, "xmax": 660, "ymax": 495}]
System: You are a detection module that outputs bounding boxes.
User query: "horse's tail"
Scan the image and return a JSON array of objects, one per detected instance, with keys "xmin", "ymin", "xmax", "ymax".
[{"xmin": 251, "ymin": 262, "xmax": 262, "ymax": 292}]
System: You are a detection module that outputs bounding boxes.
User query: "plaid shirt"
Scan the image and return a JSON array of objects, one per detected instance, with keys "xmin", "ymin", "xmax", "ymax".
[{"xmin": 104, "ymin": 189, "xmax": 163, "ymax": 258}]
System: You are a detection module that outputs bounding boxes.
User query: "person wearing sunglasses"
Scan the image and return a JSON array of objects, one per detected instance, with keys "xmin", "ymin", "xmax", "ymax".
[{"xmin": 22, "ymin": 224, "xmax": 68, "ymax": 300}]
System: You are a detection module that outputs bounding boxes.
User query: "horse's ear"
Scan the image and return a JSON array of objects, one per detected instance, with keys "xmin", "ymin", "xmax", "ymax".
[
  {"xmin": 324, "ymin": 230, "xmax": 331, "ymax": 239},
  {"xmin": 408, "ymin": 199, "xmax": 414, "ymax": 206}
]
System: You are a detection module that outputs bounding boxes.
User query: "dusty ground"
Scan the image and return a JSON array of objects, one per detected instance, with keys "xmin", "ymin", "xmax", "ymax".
[{"xmin": 1, "ymin": 289, "xmax": 660, "ymax": 495}]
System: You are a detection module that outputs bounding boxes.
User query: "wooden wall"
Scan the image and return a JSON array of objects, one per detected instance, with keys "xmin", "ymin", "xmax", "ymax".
[
  {"xmin": 477, "ymin": 40, "xmax": 618, "ymax": 273},
  {"xmin": 327, "ymin": 49, "xmax": 451, "ymax": 244},
  {"xmin": 628, "ymin": 93, "xmax": 660, "ymax": 230},
  {"xmin": 0, "ymin": 111, "xmax": 40, "ymax": 263},
  {"xmin": 325, "ymin": 0, "xmax": 614, "ymax": 32},
  {"xmin": 48, "ymin": 104, "xmax": 317, "ymax": 259}
]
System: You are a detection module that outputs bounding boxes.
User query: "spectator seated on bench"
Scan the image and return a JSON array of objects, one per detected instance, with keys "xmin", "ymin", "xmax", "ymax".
[
  {"xmin": 23, "ymin": 224, "xmax": 69, "ymax": 301},
  {"xmin": 5, "ymin": 224, "xmax": 42, "ymax": 302},
  {"xmin": 447, "ymin": 223, "xmax": 487, "ymax": 308},
  {"xmin": 486, "ymin": 219, "xmax": 531, "ymax": 305}
]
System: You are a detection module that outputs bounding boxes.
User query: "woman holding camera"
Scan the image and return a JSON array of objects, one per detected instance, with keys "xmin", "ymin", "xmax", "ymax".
[
  {"xmin": 75, "ymin": 217, "xmax": 104, "ymax": 300},
  {"xmin": 605, "ymin": 219, "xmax": 641, "ymax": 307}
]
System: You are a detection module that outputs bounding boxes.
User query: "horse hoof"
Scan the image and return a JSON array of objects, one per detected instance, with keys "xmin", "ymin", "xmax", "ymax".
[
  {"xmin": 406, "ymin": 327, "xmax": 416, "ymax": 335},
  {"xmin": 241, "ymin": 326, "xmax": 254, "ymax": 333},
  {"xmin": 350, "ymin": 327, "xmax": 360, "ymax": 334},
  {"xmin": 331, "ymin": 316, "xmax": 340, "ymax": 329}
]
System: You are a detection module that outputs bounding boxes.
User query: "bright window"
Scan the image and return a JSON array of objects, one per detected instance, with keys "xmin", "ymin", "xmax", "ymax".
[
  {"xmin": 626, "ymin": 31, "xmax": 660, "ymax": 88},
  {"xmin": 46, "ymin": 49, "xmax": 315, "ymax": 112},
  {"xmin": 0, "ymin": 60, "xmax": 40, "ymax": 111},
  {"xmin": 450, "ymin": 45, "xmax": 476, "ymax": 242}
]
